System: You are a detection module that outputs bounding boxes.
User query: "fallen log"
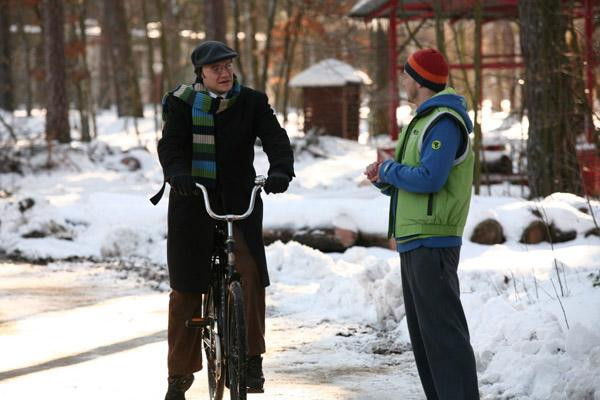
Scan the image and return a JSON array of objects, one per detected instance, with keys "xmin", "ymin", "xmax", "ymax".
[
  {"xmin": 470, "ymin": 218, "xmax": 505, "ymax": 245},
  {"xmin": 520, "ymin": 220, "xmax": 577, "ymax": 244},
  {"xmin": 263, "ymin": 227, "xmax": 393, "ymax": 252}
]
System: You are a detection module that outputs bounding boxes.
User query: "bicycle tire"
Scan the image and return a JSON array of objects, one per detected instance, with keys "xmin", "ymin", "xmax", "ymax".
[
  {"xmin": 227, "ymin": 281, "xmax": 247, "ymax": 400},
  {"xmin": 203, "ymin": 284, "xmax": 225, "ymax": 400}
]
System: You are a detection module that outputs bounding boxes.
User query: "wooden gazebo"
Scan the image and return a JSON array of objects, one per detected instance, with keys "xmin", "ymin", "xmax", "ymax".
[
  {"xmin": 349, "ymin": 0, "xmax": 598, "ymax": 142},
  {"xmin": 289, "ymin": 59, "xmax": 371, "ymax": 141},
  {"xmin": 349, "ymin": 0, "xmax": 600, "ymax": 195}
]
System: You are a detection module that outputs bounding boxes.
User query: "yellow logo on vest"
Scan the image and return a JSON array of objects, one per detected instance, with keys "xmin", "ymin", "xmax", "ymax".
[{"xmin": 432, "ymin": 140, "xmax": 442, "ymax": 150}]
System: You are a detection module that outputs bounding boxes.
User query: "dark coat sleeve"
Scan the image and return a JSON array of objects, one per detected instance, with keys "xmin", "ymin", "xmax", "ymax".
[
  {"xmin": 253, "ymin": 92, "xmax": 295, "ymax": 179},
  {"xmin": 157, "ymin": 95, "xmax": 192, "ymax": 181}
]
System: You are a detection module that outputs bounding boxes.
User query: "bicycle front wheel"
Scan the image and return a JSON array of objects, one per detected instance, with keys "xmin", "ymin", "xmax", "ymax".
[
  {"xmin": 203, "ymin": 286, "xmax": 225, "ymax": 400},
  {"xmin": 227, "ymin": 281, "xmax": 247, "ymax": 400}
]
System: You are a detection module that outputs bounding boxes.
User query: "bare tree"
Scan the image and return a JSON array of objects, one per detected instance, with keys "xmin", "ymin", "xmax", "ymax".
[
  {"xmin": 281, "ymin": 4, "xmax": 304, "ymax": 123},
  {"xmin": 141, "ymin": 0, "xmax": 160, "ymax": 136},
  {"xmin": 155, "ymin": 0, "xmax": 183, "ymax": 92},
  {"xmin": 231, "ymin": 0, "xmax": 246, "ymax": 82},
  {"xmin": 259, "ymin": 0, "xmax": 278, "ymax": 93},
  {"xmin": 0, "ymin": 0, "xmax": 14, "ymax": 111},
  {"xmin": 97, "ymin": 14, "xmax": 113, "ymax": 110},
  {"xmin": 43, "ymin": 0, "xmax": 71, "ymax": 146},
  {"xmin": 15, "ymin": 1, "xmax": 33, "ymax": 115},
  {"xmin": 368, "ymin": 20, "xmax": 389, "ymax": 136},
  {"xmin": 245, "ymin": 0, "xmax": 259, "ymax": 88},
  {"xmin": 204, "ymin": 0, "xmax": 227, "ymax": 43},
  {"xmin": 68, "ymin": 0, "xmax": 92, "ymax": 141},
  {"xmin": 518, "ymin": 0, "xmax": 583, "ymax": 197},
  {"xmin": 432, "ymin": 0, "xmax": 447, "ymax": 60},
  {"xmin": 101, "ymin": 0, "xmax": 143, "ymax": 117}
]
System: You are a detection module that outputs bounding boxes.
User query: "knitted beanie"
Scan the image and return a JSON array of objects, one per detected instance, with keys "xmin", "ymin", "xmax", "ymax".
[{"xmin": 404, "ymin": 48, "xmax": 449, "ymax": 92}]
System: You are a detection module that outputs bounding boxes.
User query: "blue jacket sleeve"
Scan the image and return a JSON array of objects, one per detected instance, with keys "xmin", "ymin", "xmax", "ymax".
[
  {"xmin": 378, "ymin": 117, "xmax": 463, "ymax": 193},
  {"xmin": 372, "ymin": 181, "xmax": 392, "ymax": 196}
]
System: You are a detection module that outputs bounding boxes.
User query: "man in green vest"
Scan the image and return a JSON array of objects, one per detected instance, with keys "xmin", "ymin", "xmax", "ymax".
[{"xmin": 365, "ymin": 48, "xmax": 479, "ymax": 399}]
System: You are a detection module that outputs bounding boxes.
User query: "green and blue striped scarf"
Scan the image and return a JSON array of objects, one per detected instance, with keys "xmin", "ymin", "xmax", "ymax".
[{"xmin": 169, "ymin": 79, "xmax": 241, "ymax": 188}]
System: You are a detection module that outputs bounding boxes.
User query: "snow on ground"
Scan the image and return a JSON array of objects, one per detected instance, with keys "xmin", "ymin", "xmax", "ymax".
[{"xmin": 1, "ymin": 108, "xmax": 600, "ymax": 399}]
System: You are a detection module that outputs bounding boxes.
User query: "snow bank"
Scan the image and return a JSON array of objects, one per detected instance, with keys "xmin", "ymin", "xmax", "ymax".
[{"xmin": 1, "ymin": 108, "xmax": 599, "ymax": 399}]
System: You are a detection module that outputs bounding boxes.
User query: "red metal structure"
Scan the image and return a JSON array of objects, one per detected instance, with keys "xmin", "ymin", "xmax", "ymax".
[
  {"xmin": 350, "ymin": 0, "xmax": 597, "ymax": 139},
  {"xmin": 350, "ymin": 0, "xmax": 600, "ymax": 194}
]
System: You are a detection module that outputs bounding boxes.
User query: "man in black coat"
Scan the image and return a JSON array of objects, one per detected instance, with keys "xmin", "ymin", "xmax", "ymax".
[{"xmin": 152, "ymin": 40, "xmax": 294, "ymax": 400}]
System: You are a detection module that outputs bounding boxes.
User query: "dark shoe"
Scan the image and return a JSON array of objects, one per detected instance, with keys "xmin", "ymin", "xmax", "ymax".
[
  {"xmin": 246, "ymin": 355, "xmax": 265, "ymax": 393},
  {"xmin": 165, "ymin": 374, "xmax": 194, "ymax": 400}
]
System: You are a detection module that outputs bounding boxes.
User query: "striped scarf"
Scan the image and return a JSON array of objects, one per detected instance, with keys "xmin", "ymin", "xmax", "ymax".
[{"xmin": 170, "ymin": 79, "xmax": 241, "ymax": 188}]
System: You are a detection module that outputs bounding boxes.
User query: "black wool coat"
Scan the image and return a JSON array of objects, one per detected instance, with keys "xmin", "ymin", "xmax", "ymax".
[{"xmin": 156, "ymin": 85, "xmax": 294, "ymax": 293}]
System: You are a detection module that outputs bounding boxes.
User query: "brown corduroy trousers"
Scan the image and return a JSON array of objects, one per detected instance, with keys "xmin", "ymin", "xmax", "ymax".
[{"xmin": 167, "ymin": 227, "xmax": 266, "ymax": 377}]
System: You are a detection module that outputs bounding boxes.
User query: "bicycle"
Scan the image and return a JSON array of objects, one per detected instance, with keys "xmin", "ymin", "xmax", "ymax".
[{"xmin": 185, "ymin": 175, "xmax": 266, "ymax": 400}]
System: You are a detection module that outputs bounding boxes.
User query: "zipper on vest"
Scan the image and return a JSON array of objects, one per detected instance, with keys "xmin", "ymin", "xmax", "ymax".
[
  {"xmin": 427, "ymin": 193, "xmax": 433, "ymax": 216},
  {"xmin": 388, "ymin": 189, "xmax": 397, "ymax": 238},
  {"xmin": 399, "ymin": 119, "xmax": 417, "ymax": 162}
]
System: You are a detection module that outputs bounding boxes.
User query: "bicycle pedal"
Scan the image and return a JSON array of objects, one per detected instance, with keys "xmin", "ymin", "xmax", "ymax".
[{"xmin": 185, "ymin": 317, "xmax": 211, "ymax": 328}]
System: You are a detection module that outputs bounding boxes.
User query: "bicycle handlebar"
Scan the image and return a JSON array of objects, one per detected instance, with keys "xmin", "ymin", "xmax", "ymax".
[{"xmin": 195, "ymin": 175, "xmax": 266, "ymax": 222}]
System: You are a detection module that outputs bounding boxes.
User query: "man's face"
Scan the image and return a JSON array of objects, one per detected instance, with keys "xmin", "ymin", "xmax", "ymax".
[
  {"xmin": 201, "ymin": 59, "xmax": 234, "ymax": 94},
  {"xmin": 402, "ymin": 71, "xmax": 418, "ymax": 104}
]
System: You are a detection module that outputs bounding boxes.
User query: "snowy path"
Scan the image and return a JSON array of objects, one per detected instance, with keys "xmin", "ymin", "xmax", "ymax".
[{"xmin": 0, "ymin": 261, "xmax": 423, "ymax": 399}]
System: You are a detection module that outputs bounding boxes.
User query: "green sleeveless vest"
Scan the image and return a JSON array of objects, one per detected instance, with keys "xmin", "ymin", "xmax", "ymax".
[{"xmin": 386, "ymin": 98, "xmax": 474, "ymax": 240}]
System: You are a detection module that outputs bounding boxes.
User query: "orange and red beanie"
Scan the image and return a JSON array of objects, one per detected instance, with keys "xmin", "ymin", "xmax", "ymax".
[{"xmin": 404, "ymin": 48, "xmax": 448, "ymax": 92}]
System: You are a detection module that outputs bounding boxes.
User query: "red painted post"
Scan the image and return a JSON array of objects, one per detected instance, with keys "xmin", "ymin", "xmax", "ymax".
[
  {"xmin": 388, "ymin": 0, "xmax": 399, "ymax": 140},
  {"xmin": 584, "ymin": 0, "xmax": 595, "ymax": 143}
]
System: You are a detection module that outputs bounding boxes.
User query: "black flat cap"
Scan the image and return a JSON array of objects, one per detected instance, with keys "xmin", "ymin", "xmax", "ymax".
[{"xmin": 191, "ymin": 40, "xmax": 238, "ymax": 68}]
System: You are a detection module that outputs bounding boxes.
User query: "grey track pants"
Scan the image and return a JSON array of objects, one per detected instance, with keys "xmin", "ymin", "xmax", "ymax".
[{"xmin": 400, "ymin": 246, "xmax": 479, "ymax": 400}]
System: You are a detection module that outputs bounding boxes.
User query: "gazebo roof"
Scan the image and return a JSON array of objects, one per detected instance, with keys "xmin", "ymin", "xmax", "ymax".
[
  {"xmin": 289, "ymin": 58, "xmax": 372, "ymax": 88},
  {"xmin": 349, "ymin": 0, "xmax": 520, "ymax": 20}
]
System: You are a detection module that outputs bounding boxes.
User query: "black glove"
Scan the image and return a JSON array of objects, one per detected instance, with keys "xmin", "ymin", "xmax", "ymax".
[
  {"xmin": 264, "ymin": 172, "xmax": 290, "ymax": 194},
  {"xmin": 169, "ymin": 175, "xmax": 197, "ymax": 195}
]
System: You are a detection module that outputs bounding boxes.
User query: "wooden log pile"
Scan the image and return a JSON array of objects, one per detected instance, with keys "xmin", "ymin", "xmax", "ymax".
[{"xmin": 264, "ymin": 212, "xmax": 597, "ymax": 252}]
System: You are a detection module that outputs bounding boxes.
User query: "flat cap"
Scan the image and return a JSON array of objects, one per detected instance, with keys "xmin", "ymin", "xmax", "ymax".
[{"xmin": 191, "ymin": 40, "xmax": 237, "ymax": 67}]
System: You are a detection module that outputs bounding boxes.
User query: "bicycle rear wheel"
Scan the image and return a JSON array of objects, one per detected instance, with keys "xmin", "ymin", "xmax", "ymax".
[
  {"xmin": 227, "ymin": 281, "xmax": 247, "ymax": 400},
  {"xmin": 203, "ymin": 285, "xmax": 225, "ymax": 400}
]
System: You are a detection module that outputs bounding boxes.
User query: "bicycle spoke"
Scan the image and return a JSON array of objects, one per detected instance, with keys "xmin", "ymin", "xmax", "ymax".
[{"xmin": 203, "ymin": 285, "xmax": 225, "ymax": 400}]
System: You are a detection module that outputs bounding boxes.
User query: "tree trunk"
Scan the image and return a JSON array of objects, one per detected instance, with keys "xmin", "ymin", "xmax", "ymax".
[
  {"xmin": 0, "ymin": 0, "xmax": 14, "ymax": 111},
  {"xmin": 154, "ymin": 0, "xmax": 171, "ymax": 93},
  {"xmin": 230, "ymin": 0, "xmax": 246, "ymax": 82},
  {"xmin": 32, "ymin": 4, "xmax": 46, "ymax": 109},
  {"xmin": 77, "ymin": 1, "xmax": 96, "ymax": 139},
  {"xmin": 101, "ymin": 0, "xmax": 143, "ymax": 117},
  {"xmin": 518, "ymin": 0, "xmax": 583, "ymax": 197},
  {"xmin": 164, "ymin": 1, "xmax": 182, "ymax": 86},
  {"xmin": 369, "ymin": 20, "xmax": 389, "ymax": 136},
  {"xmin": 43, "ymin": 0, "xmax": 71, "ymax": 144},
  {"xmin": 432, "ymin": 0, "xmax": 447, "ymax": 57},
  {"xmin": 245, "ymin": 0, "xmax": 259, "ymax": 88},
  {"xmin": 16, "ymin": 2, "xmax": 33, "ymax": 116},
  {"xmin": 275, "ymin": 0, "xmax": 293, "ymax": 111},
  {"xmin": 565, "ymin": 1, "xmax": 589, "ymax": 139},
  {"xmin": 141, "ymin": 0, "xmax": 160, "ymax": 138},
  {"xmin": 68, "ymin": 1, "xmax": 91, "ymax": 142},
  {"xmin": 204, "ymin": 0, "xmax": 227, "ymax": 43},
  {"xmin": 259, "ymin": 0, "xmax": 278, "ymax": 93},
  {"xmin": 281, "ymin": 7, "xmax": 303, "ymax": 124},
  {"xmin": 97, "ymin": 19, "xmax": 113, "ymax": 110}
]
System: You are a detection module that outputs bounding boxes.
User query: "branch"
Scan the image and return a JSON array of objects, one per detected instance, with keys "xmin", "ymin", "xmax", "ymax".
[{"xmin": 0, "ymin": 112, "xmax": 17, "ymax": 142}]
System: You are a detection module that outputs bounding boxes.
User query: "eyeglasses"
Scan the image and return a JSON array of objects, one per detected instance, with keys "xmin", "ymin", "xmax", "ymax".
[{"xmin": 204, "ymin": 62, "xmax": 234, "ymax": 76}]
